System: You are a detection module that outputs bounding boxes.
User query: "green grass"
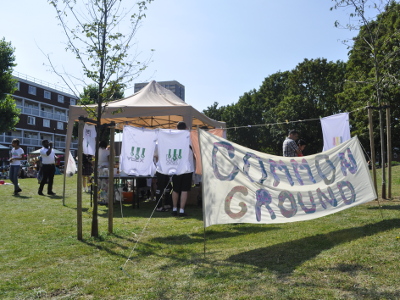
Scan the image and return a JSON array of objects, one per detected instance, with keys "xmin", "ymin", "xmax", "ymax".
[{"xmin": 0, "ymin": 169, "xmax": 399, "ymax": 299}]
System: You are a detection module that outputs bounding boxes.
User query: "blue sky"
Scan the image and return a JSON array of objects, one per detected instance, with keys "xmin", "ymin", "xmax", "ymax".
[{"xmin": 1, "ymin": 0, "xmax": 364, "ymax": 111}]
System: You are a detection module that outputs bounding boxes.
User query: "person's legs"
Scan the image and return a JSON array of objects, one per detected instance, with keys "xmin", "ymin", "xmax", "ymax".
[
  {"xmin": 38, "ymin": 165, "xmax": 49, "ymax": 195},
  {"xmin": 47, "ymin": 165, "xmax": 56, "ymax": 194},
  {"xmin": 155, "ymin": 173, "xmax": 170, "ymax": 210},
  {"xmin": 172, "ymin": 190, "xmax": 179, "ymax": 215},
  {"xmin": 82, "ymin": 175, "xmax": 88, "ymax": 191},
  {"xmin": 177, "ymin": 173, "xmax": 192, "ymax": 216},
  {"xmin": 171, "ymin": 175, "xmax": 181, "ymax": 213},
  {"xmin": 9, "ymin": 165, "xmax": 20, "ymax": 193},
  {"xmin": 179, "ymin": 191, "xmax": 188, "ymax": 210}
]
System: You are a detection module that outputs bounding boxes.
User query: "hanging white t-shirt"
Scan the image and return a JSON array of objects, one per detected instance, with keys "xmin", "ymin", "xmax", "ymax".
[
  {"xmin": 156, "ymin": 129, "xmax": 194, "ymax": 175},
  {"xmin": 83, "ymin": 124, "xmax": 96, "ymax": 155},
  {"xmin": 321, "ymin": 113, "xmax": 351, "ymax": 151},
  {"xmin": 10, "ymin": 147, "xmax": 24, "ymax": 166},
  {"xmin": 120, "ymin": 126, "xmax": 158, "ymax": 176}
]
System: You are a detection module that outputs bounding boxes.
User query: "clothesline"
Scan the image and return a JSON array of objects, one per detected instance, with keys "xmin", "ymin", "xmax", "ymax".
[{"xmin": 222, "ymin": 106, "xmax": 367, "ymax": 131}]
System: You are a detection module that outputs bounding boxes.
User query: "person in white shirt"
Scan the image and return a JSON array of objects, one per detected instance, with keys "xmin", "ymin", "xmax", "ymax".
[
  {"xmin": 38, "ymin": 140, "xmax": 57, "ymax": 196},
  {"xmin": 9, "ymin": 139, "xmax": 24, "ymax": 195},
  {"xmin": 171, "ymin": 121, "xmax": 195, "ymax": 217}
]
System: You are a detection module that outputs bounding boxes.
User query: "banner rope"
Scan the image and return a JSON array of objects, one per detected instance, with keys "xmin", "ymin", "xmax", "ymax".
[
  {"xmin": 222, "ymin": 106, "xmax": 367, "ymax": 131},
  {"xmin": 121, "ymin": 175, "xmax": 173, "ymax": 275}
]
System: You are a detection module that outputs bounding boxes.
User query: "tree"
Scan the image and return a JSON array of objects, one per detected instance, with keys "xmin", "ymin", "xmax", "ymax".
[
  {"xmin": 331, "ymin": 0, "xmax": 400, "ymax": 197},
  {"xmin": 0, "ymin": 38, "xmax": 20, "ymax": 132},
  {"xmin": 72, "ymin": 83, "xmax": 125, "ymax": 140},
  {"xmin": 202, "ymin": 102, "xmax": 225, "ymax": 124},
  {"xmin": 202, "ymin": 60, "xmax": 346, "ymax": 156},
  {"xmin": 49, "ymin": 0, "xmax": 153, "ymax": 237},
  {"xmin": 264, "ymin": 59, "xmax": 346, "ymax": 155}
]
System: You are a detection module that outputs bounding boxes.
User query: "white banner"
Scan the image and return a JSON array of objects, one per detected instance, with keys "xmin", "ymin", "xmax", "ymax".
[
  {"xmin": 199, "ymin": 130, "xmax": 376, "ymax": 228},
  {"xmin": 321, "ymin": 113, "xmax": 351, "ymax": 151}
]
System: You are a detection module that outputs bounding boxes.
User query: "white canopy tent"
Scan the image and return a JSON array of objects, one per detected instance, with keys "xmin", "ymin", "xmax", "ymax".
[{"xmin": 65, "ymin": 80, "xmax": 226, "ymax": 157}]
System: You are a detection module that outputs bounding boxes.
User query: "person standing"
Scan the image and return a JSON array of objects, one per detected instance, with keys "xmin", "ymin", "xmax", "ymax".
[
  {"xmin": 297, "ymin": 139, "xmax": 307, "ymax": 157},
  {"xmin": 171, "ymin": 121, "xmax": 195, "ymax": 217},
  {"xmin": 282, "ymin": 130, "xmax": 302, "ymax": 157},
  {"xmin": 9, "ymin": 139, "xmax": 24, "ymax": 195},
  {"xmin": 38, "ymin": 140, "xmax": 57, "ymax": 196}
]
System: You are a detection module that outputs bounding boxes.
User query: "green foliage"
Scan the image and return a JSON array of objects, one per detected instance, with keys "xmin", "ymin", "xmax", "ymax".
[
  {"xmin": 72, "ymin": 83, "xmax": 125, "ymax": 139},
  {"xmin": 0, "ymin": 38, "xmax": 19, "ymax": 132},
  {"xmin": 202, "ymin": 102, "xmax": 226, "ymax": 123},
  {"xmin": 203, "ymin": 59, "xmax": 346, "ymax": 155},
  {"xmin": 333, "ymin": 0, "xmax": 400, "ymax": 156},
  {"xmin": 49, "ymin": 0, "xmax": 153, "ymax": 237},
  {"xmin": 48, "ymin": 0, "xmax": 153, "ymax": 119},
  {"xmin": 267, "ymin": 58, "xmax": 346, "ymax": 154}
]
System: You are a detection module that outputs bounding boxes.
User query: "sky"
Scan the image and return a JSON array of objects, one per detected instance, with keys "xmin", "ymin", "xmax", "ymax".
[{"xmin": 1, "ymin": 0, "xmax": 364, "ymax": 112}]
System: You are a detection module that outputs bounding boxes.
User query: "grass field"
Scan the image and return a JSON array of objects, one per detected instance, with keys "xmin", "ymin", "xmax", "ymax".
[{"xmin": 0, "ymin": 166, "xmax": 399, "ymax": 300}]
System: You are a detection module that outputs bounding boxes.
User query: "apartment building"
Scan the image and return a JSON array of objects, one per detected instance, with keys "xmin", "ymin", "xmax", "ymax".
[
  {"xmin": 134, "ymin": 80, "xmax": 185, "ymax": 101},
  {"xmin": 0, "ymin": 73, "xmax": 78, "ymax": 160}
]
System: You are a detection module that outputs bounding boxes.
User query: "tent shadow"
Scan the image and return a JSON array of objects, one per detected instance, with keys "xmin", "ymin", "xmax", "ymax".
[{"xmin": 227, "ymin": 218, "xmax": 400, "ymax": 276}]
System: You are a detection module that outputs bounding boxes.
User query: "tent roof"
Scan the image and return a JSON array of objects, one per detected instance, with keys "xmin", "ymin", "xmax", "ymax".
[{"xmin": 68, "ymin": 80, "xmax": 226, "ymax": 130}]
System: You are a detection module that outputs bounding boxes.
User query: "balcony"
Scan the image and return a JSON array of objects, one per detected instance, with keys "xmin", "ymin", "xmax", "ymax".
[{"xmin": 16, "ymin": 105, "xmax": 67, "ymax": 122}]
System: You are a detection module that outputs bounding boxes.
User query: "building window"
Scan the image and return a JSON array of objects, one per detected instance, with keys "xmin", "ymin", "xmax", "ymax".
[
  {"xmin": 28, "ymin": 86, "xmax": 37, "ymax": 95},
  {"xmin": 70, "ymin": 98, "xmax": 76, "ymax": 105},
  {"xmin": 44, "ymin": 90, "xmax": 51, "ymax": 99},
  {"xmin": 15, "ymin": 82, "xmax": 20, "ymax": 91},
  {"xmin": 58, "ymin": 95, "xmax": 64, "ymax": 103},
  {"xmin": 27, "ymin": 116, "xmax": 36, "ymax": 125},
  {"xmin": 57, "ymin": 122, "xmax": 63, "ymax": 130},
  {"xmin": 27, "ymin": 146, "xmax": 35, "ymax": 154},
  {"xmin": 43, "ymin": 119, "xmax": 50, "ymax": 127}
]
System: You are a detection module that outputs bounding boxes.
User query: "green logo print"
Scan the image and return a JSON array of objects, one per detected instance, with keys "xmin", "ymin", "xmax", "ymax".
[
  {"xmin": 168, "ymin": 149, "xmax": 182, "ymax": 161},
  {"xmin": 130, "ymin": 147, "xmax": 146, "ymax": 159}
]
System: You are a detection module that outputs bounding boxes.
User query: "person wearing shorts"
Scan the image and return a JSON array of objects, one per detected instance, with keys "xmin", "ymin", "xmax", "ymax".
[{"xmin": 171, "ymin": 121, "xmax": 194, "ymax": 217}]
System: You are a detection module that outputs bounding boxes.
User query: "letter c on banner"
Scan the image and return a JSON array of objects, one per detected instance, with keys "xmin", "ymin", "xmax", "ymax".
[
  {"xmin": 212, "ymin": 142, "xmax": 239, "ymax": 181},
  {"xmin": 225, "ymin": 186, "xmax": 248, "ymax": 219},
  {"xmin": 315, "ymin": 154, "xmax": 336, "ymax": 185}
]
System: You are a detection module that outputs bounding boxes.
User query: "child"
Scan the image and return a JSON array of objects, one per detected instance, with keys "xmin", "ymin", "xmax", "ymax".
[{"xmin": 297, "ymin": 139, "xmax": 307, "ymax": 157}]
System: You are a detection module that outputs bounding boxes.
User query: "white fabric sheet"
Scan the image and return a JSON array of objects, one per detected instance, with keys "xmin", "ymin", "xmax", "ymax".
[{"xmin": 321, "ymin": 113, "xmax": 351, "ymax": 151}]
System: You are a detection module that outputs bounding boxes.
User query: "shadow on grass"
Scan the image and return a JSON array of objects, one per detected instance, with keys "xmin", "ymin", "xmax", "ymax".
[
  {"xmin": 368, "ymin": 205, "xmax": 400, "ymax": 210},
  {"xmin": 227, "ymin": 218, "xmax": 400, "ymax": 275},
  {"xmin": 11, "ymin": 194, "xmax": 30, "ymax": 199},
  {"xmin": 151, "ymin": 225, "xmax": 281, "ymax": 245}
]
